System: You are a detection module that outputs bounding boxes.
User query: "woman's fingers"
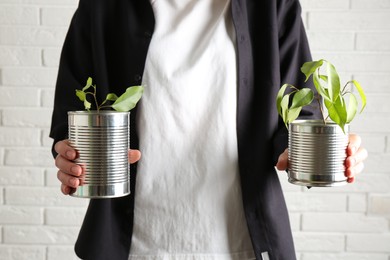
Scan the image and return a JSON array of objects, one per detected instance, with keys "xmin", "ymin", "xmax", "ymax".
[
  {"xmin": 276, "ymin": 148, "xmax": 289, "ymax": 171},
  {"xmin": 345, "ymin": 134, "xmax": 368, "ymax": 183},
  {"xmin": 54, "ymin": 140, "xmax": 77, "ymax": 160},
  {"xmin": 129, "ymin": 149, "xmax": 142, "ymax": 164},
  {"xmin": 347, "ymin": 134, "xmax": 362, "ymax": 156}
]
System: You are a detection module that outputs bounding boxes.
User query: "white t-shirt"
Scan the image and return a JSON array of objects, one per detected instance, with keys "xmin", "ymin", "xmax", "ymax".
[{"xmin": 130, "ymin": 0, "xmax": 255, "ymax": 259}]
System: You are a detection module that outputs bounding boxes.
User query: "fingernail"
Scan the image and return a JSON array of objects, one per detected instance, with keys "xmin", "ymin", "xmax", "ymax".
[
  {"xmin": 71, "ymin": 166, "xmax": 80, "ymax": 175},
  {"xmin": 66, "ymin": 150, "xmax": 74, "ymax": 159},
  {"xmin": 70, "ymin": 178, "xmax": 78, "ymax": 187},
  {"xmin": 352, "ymin": 158, "xmax": 356, "ymax": 165}
]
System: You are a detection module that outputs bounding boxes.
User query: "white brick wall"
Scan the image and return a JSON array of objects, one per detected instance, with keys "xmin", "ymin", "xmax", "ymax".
[{"xmin": 0, "ymin": 1, "xmax": 389, "ymax": 260}]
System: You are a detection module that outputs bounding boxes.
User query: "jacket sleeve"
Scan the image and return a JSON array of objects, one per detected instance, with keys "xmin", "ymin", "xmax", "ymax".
[
  {"xmin": 272, "ymin": 0, "xmax": 322, "ymax": 163},
  {"xmin": 49, "ymin": 0, "xmax": 93, "ymax": 158}
]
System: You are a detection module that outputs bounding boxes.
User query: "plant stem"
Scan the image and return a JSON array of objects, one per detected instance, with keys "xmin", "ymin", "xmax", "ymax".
[
  {"xmin": 99, "ymin": 105, "xmax": 113, "ymax": 110},
  {"xmin": 92, "ymin": 85, "xmax": 99, "ymax": 112},
  {"xmin": 341, "ymin": 82, "xmax": 350, "ymax": 95},
  {"xmin": 316, "ymin": 94, "xmax": 326, "ymax": 124}
]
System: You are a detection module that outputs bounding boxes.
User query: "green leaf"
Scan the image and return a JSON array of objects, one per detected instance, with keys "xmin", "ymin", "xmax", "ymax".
[
  {"xmin": 111, "ymin": 85, "xmax": 144, "ymax": 112},
  {"xmin": 82, "ymin": 77, "xmax": 93, "ymax": 91},
  {"xmin": 350, "ymin": 80, "xmax": 367, "ymax": 113},
  {"xmin": 84, "ymin": 99, "xmax": 91, "ymax": 110},
  {"xmin": 280, "ymin": 95, "xmax": 290, "ymax": 128},
  {"xmin": 287, "ymin": 107, "xmax": 302, "ymax": 125},
  {"xmin": 319, "ymin": 75, "xmax": 328, "ymax": 82},
  {"xmin": 346, "ymin": 93, "xmax": 358, "ymax": 123},
  {"xmin": 301, "ymin": 60, "xmax": 324, "ymax": 82},
  {"xmin": 290, "ymin": 88, "xmax": 314, "ymax": 109},
  {"xmin": 313, "ymin": 69, "xmax": 331, "ymax": 102},
  {"xmin": 325, "ymin": 96, "xmax": 347, "ymax": 132},
  {"xmin": 75, "ymin": 89, "xmax": 86, "ymax": 101},
  {"xmin": 106, "ymin": 93, "xmax": 118, "ymax": 102},
  {"xmin": 326, "ymin": 61, "xmax": 341, "ymax": 102},
  {"xmin": 276, "ymin": 84, "xmax": 290, "ymax": 118}
]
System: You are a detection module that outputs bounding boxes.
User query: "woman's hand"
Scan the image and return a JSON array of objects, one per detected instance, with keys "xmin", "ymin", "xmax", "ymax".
[
  {"xmin": 54, "ymin": 140, "xmax": 141, "ymax": 195},
  {"xmin": 344, "ymin": 134, "xmax": 368, "ymax": 183},
  {"xmin": 276, "ymin": 134, "xmax": 368, "ymax": 183}
]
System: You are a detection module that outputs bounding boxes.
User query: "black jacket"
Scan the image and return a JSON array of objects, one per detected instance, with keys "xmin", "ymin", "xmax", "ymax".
[{"xmin": 50, "ymin": 0, "xmax": 318, "ymax": 259}]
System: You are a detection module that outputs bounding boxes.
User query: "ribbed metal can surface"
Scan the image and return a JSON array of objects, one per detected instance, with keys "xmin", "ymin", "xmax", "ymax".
[
  {"xmin": 68, "ymin": 111, "xmax": 130, "ymax": 198},
  {"xmin": 288, "ymin": 120, "xmax": 349, "ymax": 187}
]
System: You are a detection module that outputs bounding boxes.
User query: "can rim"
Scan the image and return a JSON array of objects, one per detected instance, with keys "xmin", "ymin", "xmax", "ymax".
[{"xmin": 289, "ymin": 119, "xmax": 349, "ymax": 135}]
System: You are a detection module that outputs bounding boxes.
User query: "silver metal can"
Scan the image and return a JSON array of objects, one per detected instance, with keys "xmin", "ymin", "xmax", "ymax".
[
  {"xmin": 288, "ymin": 120, "xmax": 349, "ymax": 187},
  {"xmin": 68, "ymin": 111, "xmax": 130, "ymax": 198}
]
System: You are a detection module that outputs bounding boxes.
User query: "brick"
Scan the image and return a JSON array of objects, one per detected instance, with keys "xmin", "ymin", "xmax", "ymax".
[
  {"xmin": 45, "ymin": 167, "xmax": 60, "ymax": 187},
  {"xmin": 40, "ymin": 7, "xmax": 76, "ymax": 26},
  {"xmin": 362, "ymin": 153, "xmax": 390, "ymax": 174},
  {"xmin": 2, "ymin": 108, "xmax": 53, "ymax": 127},
  {"xmin": 351, "ymin": 0, "xmax": 390, "ymax": 9},
  {"xmin": 0, "ymin": 87, "xmax": 39, "ymax": 107},
  {"xmin": 303, "ymin": 174, "xmax": 390, "ymax": 193},
  {"xmin": 302, "ymin": 213, "xmax": 388, "ymax": 232},
  {"xmin": 0, "ymin": 6, "xmax": 38, "ymax": 25},
  {"xmin": 4, "ymin": 148, "xmax": 57, "ymax": 167},
  {"xmin": 368, "ymin": 195, "xmax": 390, "ymax": 216},
  {"xmin": 0, "ymin": 127, "xmax": 41, "ymax": 146},
  {"xmin": 0, "ymin": 206, "xmax": 42, "ymax": 224},
  {"xmin": 42, "ymin": 128, "xmax": 54, "ymax": 147},
  {"xmin": 348, "ymin": 194, "xmax": 367, "ymax": 212},
  {"xmin": 0, "ymin": 167, "xmax": 44, "ymax": 186},
  {"xmin": 358, "ymin": 134, "xmax": 386, "ymax": 154},
  {"xmin": 3, "ymin": 225, "xmax": 79, "ymax": 244},
  {"xmin": 0, "ymin": 148, "xmax": 4, "ymax": 165},
  {"xmin": 5, "ymin": 187, "xmax": 88, "ymax": 207},
  {"xmin": 356, "ymin": 33, "xmax": 390, "ymax": 51},
  {"xmin": 352, "ymin": 113, "xmax": 390, "ymax": 133},
  {"xmin": 45, "ymin": 207, "xmax": 87, "ymax": 226},
  {"xmin": 301, "ymin": 253, "xmax": 388, "ymax": 260},
  {"xmin": 0, "ymin": 26, "xmax": 67, "ymax": 46},
  {"xmin": 0, "ymin": 245, "xmax": 45, "ymax": 260},
  {"xmin": 307, "ymin": 31, "xmax": 355, "ymax": 51},
  {"xmin": 41, "ymin": 88, "xmax": 55, "ymax": 108},
  {"xmin": 0, "ymin": 47, "xmax": 41, "ymax": 66},
  {"xmin": 309, "ymin": 11, "xmax": 390, "ymax": 30},
  {"xmin": 300, "ymin": 0, "xmax": 350, "ymax": 10},
  {"xmin": 311, "ymin": 52, "xmax": 390, "ymax": 73},
  {"xmin": 360, "ymin": 94, "xmax": 390, "ymax": 113},
  {"xmin": 347, "ymin": 234, "xmax": 390, "ymax": 252},
  {"xmin": 1, "ymin": 67, "xmax": 58, "ymax": 86},
  {"xmin": 0, "ymin": 187, "xmax": 3, "ymax": 204},
  {"xmin": 289, "ymin": 213, "xmax": 301, "ymax": 231},
  {"xmin": 42, "ymin": 48, "xmax": 61, "ymax": 67},
  {"xmin": 294, "ymin": 232, "xmax": 345, "ymax": 252},
  {"xmin": 284, "ymin": 192, "xmax": 347, "ymax": 212},
  {"xmin": 352, "ymin": 73, "xmax": 390, "ymax": 94},
  {"xmin": 355, "ymin": 174, "xmax": 390, "ymax": 193},
  {"xmin": 47, "ymin": 246, "xmax": 79, "ymax": 260}
]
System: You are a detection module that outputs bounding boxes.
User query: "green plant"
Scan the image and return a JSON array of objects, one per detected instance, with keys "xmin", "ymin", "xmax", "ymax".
[
  {"xmin": 76, "ymin": 77, "xmax": 144, "ymax": 112},
  {"xmin": 276, "ymin": 59, "xmax": 367, "ymax": 132}
]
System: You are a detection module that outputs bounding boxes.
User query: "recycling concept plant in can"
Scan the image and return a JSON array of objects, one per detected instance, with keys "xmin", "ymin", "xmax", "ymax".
[
  {"xmin": 68, "ymin": 111, "xmax": 130, "ymax": 198},
  {"xmin": 288, "ymin": 120, "xmax": 349, "ymax": 187}
]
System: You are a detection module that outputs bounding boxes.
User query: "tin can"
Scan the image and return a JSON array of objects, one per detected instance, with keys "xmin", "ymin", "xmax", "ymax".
[
  {"xmin": 288, "ymin": 120, "xmax": 349, "ymax": 187},
  {"xmin": 68, "ymin": 111, "xmax": 130, "ymax": 198}
]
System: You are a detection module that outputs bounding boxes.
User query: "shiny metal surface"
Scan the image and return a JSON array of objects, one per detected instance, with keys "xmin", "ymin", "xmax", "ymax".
[
  {"xmin": 68, "ymin": 111, "xmax": 130, "ymax": 198},
  {"xmin": 288, "ymin": 120, "xmax": 349, "ymax": 187}
]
